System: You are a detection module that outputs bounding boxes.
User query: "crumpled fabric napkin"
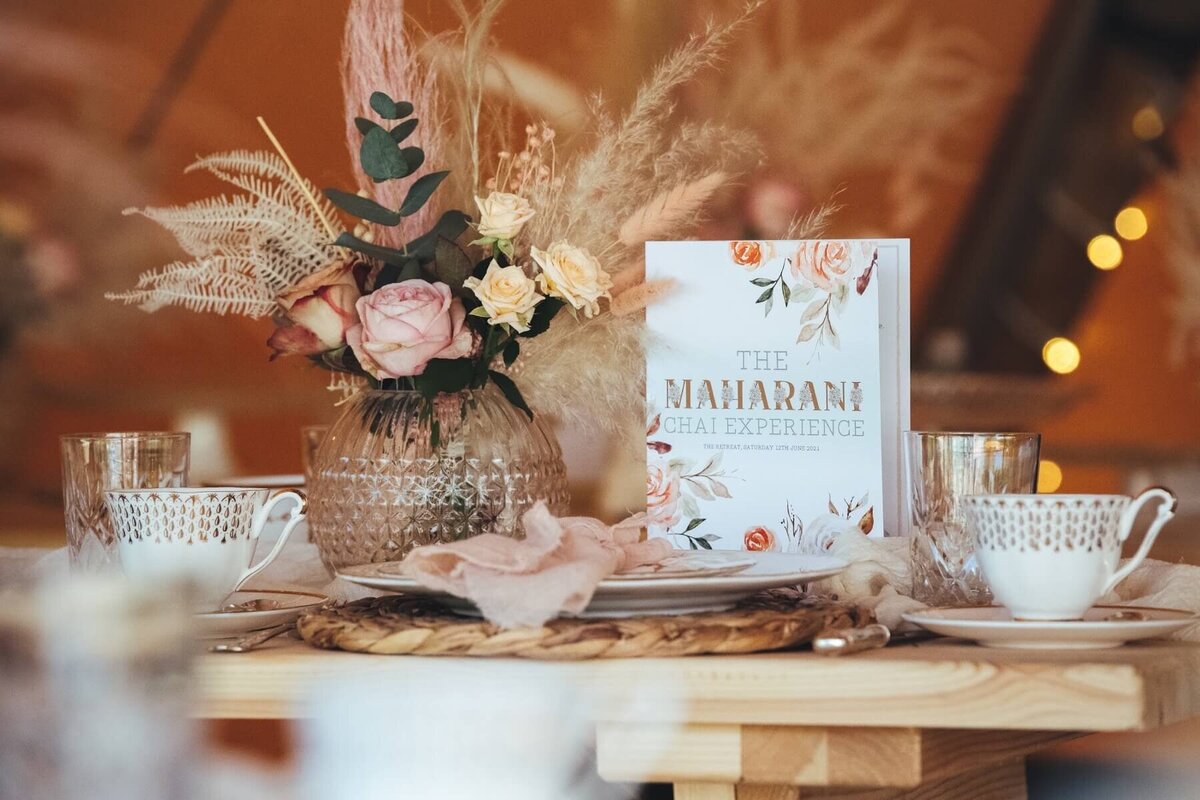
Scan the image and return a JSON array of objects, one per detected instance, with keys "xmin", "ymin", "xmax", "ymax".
[
  {"xmin": 401, "ymin": 501, "xmax": 674, "ymax": 628},
  {"xmin": 809, "ymin": 531, "xmax": 1200, "ymax": 640}
]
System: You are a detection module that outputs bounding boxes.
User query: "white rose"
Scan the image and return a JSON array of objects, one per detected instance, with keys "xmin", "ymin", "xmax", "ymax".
[
  {"xmin": 474, "ymin": 192, "xmax": 535, "ymax": 241},
  {"xmin": 531, "ymin": 241, "xmax": 612, "ymax": 318},
  {"xmin": 463, "ymin": 260, "xmax": 544, "ymax": 332}
]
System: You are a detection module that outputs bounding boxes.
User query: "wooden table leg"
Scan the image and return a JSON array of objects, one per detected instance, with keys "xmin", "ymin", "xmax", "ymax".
[{"xmin": 674, "ymin": 758, "xmax": 1028, "ymax": 800}]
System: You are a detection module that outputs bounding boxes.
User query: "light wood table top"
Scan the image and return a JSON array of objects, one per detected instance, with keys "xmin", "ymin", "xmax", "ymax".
[{"xmin": 198, "ymin": 637, "xmax": 1200, "ymax": 799}]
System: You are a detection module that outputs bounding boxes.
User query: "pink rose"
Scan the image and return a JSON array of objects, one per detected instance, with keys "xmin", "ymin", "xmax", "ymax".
[
  {"xmin": 268, "ymin": 260, "xmax": 363, "ymax": 357},
  {"xmin": 646, "ymin": 461, "xmax": 681, "ymax": 529},
  {"xmin": 346, "ymin": 279, "xmax": 475, "ymax": 378},
  {"xmin": 791, "ymin": 240, "xmax": 857, "ymax": 291}
]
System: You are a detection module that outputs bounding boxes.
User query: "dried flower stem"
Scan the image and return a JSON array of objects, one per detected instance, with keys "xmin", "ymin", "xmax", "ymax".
[
  {"xmin": 256, "ymin": 116, "xmax": 339, "ymax": 239},
  {"xmin": 610, "ymin": 278, "xmax": 676, "ymax": 316}
]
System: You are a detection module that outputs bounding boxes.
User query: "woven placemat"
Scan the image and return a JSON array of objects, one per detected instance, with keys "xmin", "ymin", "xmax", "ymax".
[{"xmin": 297, "ymin": 589, "xmax": 870, "ymax": 660}]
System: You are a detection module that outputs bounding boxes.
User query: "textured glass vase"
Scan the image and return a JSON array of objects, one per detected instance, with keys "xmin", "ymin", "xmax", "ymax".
[{"xmin": 308, "ymin": 386, "xmax": 570, "ymax": 569}]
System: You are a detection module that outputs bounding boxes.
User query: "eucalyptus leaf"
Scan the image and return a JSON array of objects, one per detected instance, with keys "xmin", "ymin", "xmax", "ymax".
[
  {"xmin": 750, "ymin": 278, "xmax": 775, "ymax": 287},
  {"xmin": 323, "ymin": 188, "xmax": 401, "ymax": 226},
  {"xmin": 684, "ymin": 517, "xmax": 706, "ymax": 533},
  {"xmin": 781, "ymin": 282, "xmax": 791, "ymax": 306},
  {"xmin": 389, "ymin": 118, "xmax": 419, "ymax": 143},
  {"xmin": 369, "ymin": 91, "xmax": 413, "ymax": 120},
  {"xmin": 764, "ymin": 294, "xmax": 774, "ymax": 317},
  {"xmin": 354, "ymin": 117, "xmax": 385, "ymax": 136},
  {"xmin": 797, "ymin": 322, "xmax": 820, "ymax": 343},
  {"xmin": 334, "ymin": 232, "xmax": 409, "ymax": 266},
  {"xmin": 360, "ymin": 126, "xmax": 409, "ymax": 181},
  {"xmin": 399, "ymin": 171, "xmax": 450, "ymax": 217},
  {"xmin": 405, "ymin": 210, "xmax": 471, "ymax": 260},
  {"xmin": 755, "ymin": 286, "xmax": 774, "ymax": 304},
  {"xmin": 695, "ymin": 536, "xmax": 713, "ymax": 550},
  {"xmin": 488, "ymin": 370, "xmax": 533, "ymax": 420},
  {"xmin": 432, "ymin": 236, "xmax": 474, "ymax": 289},
  {"xmin": 399, "ymin": 146, "xmax": 425, "ymax": 173}
]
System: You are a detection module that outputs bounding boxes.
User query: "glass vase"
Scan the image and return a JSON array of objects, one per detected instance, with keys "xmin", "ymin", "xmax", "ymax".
[{"xmin": 307, "ymin": 386, "xmax": 570, "ymax": 569}]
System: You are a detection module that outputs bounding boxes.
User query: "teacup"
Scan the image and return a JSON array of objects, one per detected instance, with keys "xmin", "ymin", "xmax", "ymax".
[
  {"xmin": 105, "ymin": 487, "xmax": 307, "ymax": 611},
  {"xmin": 961, "ymin": 488, "xmax": 1177, "ymax": 620}
]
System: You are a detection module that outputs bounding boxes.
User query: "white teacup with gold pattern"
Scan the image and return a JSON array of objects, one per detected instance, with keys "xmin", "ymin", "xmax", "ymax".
[
  {"xmin": 962, "ymin": 488, "xmax": 1176, "ymax": 620},
  {"xmin": 105, "ymin": 487, "xmax": 307, "ymax": 611}
]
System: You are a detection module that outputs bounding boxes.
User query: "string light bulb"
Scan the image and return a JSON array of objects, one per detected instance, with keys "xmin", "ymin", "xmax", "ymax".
[
  {"xmin": 1087, "ymin": 234, "xmax": 1123, "ymax": 270},
  {"xmin": 1114, "ymin": 207, "xmax": 1148, "ymax": 240},
  {"xmin": 1042, "ymin": 337, "xmax": 1081, "ymax": 375},
  {"xmin": 1132, "ymin": 105, "xmax": 1164, "ymax": 140},
  {"xmin": 1037, "ymin": 460, "xmax": 1064, "ymax": 493}
]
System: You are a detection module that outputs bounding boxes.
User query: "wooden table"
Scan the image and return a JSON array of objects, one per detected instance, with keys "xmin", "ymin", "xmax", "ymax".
[{"xmin": 197, "ymin": 637, "xmax": 1200, "ymax": 799}]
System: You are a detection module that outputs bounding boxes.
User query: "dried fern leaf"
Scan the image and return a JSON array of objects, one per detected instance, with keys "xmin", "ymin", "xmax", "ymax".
[{"xmin": 106, "ymin": 258, "xmax": 276, "ymax": 317}]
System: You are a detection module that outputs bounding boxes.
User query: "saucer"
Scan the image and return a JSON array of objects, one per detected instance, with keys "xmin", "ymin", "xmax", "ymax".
[
  {"xmin": 201, "ymin": 474, "xmax": 305, "ymax": 488},
  {"xmin": 194, "ymin": 589, "xmax": 328, "ymax": 638},
  {"xmin": 902, "ymin": 605, "xmax": 1199, "ymax": 650}
]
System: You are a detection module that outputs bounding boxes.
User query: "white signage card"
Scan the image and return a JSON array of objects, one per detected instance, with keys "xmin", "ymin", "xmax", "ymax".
[{"xmin": 645, "ymin": 239, "xmax": 909, "ymax": 553}]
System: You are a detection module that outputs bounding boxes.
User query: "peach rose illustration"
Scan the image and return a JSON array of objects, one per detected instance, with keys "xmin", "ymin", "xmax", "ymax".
[
  {"xmin": 729, "ymin": 240, "xmax": 764, "ymax": 269},
  {"xmin": 743, "ymin": 526, "xmax": 779, "ymax": 552},
  {"xmin": 646, "ymin": 461, "xmax": 682, "ymax": 529},
  {"xmin": 791, "ymin": 240, "xmax": 856, "ymax": 291}
]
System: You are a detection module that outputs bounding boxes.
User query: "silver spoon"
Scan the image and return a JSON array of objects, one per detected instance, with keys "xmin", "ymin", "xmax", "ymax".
[{"xmin": 208, "ymin": 622, "xmax": 292, "ymax": 653}]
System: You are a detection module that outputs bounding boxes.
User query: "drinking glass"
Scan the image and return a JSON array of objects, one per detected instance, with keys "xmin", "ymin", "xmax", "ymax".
[
  {"xmin": 904, "ymin": 431, "xmax": 1040, "ymax": 605},
  {"xmin": 60, "ymin": 432, "xmax": 190, "ymax": 572}
]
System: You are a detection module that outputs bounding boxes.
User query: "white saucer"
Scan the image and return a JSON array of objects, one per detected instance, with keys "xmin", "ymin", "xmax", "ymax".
[
  {"xmin": 902, "ymin": 605, "xmax": 1199, "ymax": 650},
  {"xmin": 194, "ymin": 589, "xmax": 327, "ymax": 638},
  {"xmin": 337, "ymin": 552, "xmax": 847, "ymax": 618}
]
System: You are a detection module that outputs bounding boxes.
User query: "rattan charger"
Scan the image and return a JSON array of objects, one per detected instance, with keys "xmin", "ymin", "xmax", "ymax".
[{"xmin": 297, "ymin": 589, "xmax": 871, "ymax": 660}]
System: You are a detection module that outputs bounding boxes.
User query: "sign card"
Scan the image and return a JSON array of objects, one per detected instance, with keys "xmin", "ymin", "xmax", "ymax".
[{"xmin": 645, "ymin": 239, "xmax": 908, "ymax": 553}]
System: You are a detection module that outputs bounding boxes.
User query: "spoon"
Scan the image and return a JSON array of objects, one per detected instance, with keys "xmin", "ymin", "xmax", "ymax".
[{"xmin": 208, "ymin": 623, "xmax": 292, "ymax": 653}]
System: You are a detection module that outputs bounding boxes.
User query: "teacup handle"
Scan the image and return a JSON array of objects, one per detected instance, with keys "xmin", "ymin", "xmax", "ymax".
[
  {"xmin": 1101, "ymin": 487, "xmax": 1177, "ymax": 596},
  {"xmin": 231, "ymin": 490, "xmax": 307, "ymax": 592}
]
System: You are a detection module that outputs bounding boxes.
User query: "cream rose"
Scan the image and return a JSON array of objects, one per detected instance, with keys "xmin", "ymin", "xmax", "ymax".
[
  {"xmin": 531, "ymin": 241, "xmax": 612, "ymax": 318},
  {"xmin": 463, "ymin": 260, "xmax": 544, "ymax": 332},
  {"xmin": 646, "ymin": 461, "xmax": 682, "ymax": 529},
  {"xmin": 267, "ymin": 260, "xmax": 362, "ymax": 358},
  {"xmin": 474, "ymin": 191, "xmax": 535, "ymax": 241},
  {"xmin": 791, "ymin": 240, "xmax": 858, "ymax": 291},
  {"xmin": 345, "ymin": 279, "xmax": 475, "ymax": 379}
]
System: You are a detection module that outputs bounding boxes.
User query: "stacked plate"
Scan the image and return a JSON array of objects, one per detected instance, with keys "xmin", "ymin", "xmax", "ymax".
[{"xmin": 338, "ymin": 551, "xmax": 848, "ymax": 618}]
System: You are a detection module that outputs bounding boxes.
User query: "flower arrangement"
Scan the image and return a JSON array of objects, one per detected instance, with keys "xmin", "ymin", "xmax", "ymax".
[{"xmin": 109, "ymin": 0, "xmax": 767, "ymax": 435}]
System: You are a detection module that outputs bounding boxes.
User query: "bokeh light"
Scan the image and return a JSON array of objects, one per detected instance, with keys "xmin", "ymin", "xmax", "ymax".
[
  {"xmin": 1132, "ymin": 104, "xmax": 1164, "ymax": 140},
  {"xmin": 1037, "ymin": 459, "xmax": 1064, "ymax": 493},
  {"xmin": 1086, "ymin": 234, "xmax": 1123, "ymax": 270},
  {"xmin": 1042, "ymin": 337, "xmax": 1081, "ymax": 375},
  {"xmin": 1114, "ymin": 206, "xmax": 1148, "ymax": 240}
]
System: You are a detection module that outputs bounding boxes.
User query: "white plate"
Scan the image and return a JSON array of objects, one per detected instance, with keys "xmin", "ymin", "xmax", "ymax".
[
  {"xmin": 202, "ymin": 474, "xmax": 305, "ymax": 488},
  {"xmin": 337, "ymin": 552, "xmax": 847, "ymax": 618},
  {"xmin": 193, "ymin": 589, "xmax": 327, "ymax": 638},
  {"xmin": 902, "ymin": 605, "xmax": 1199, "ymax": 650}
]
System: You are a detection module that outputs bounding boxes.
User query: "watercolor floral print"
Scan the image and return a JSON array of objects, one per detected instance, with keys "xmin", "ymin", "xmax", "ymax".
[
  {"xmin": 646, "ymin": 408, "xmax": 735, "ymax": 550},
  {"xmin": 732, "ymin": 240, "xmax": 878, "ymax": 361},
  {"xmin": 743, "ymin": 491, "xmax": 874, "ymax": 555}
]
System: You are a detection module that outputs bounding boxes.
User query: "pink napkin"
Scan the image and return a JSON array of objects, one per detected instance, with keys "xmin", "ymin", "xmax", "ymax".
[{"xmin": 401, "ymin": 502, "xmax": 675, "ymax": 628}]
